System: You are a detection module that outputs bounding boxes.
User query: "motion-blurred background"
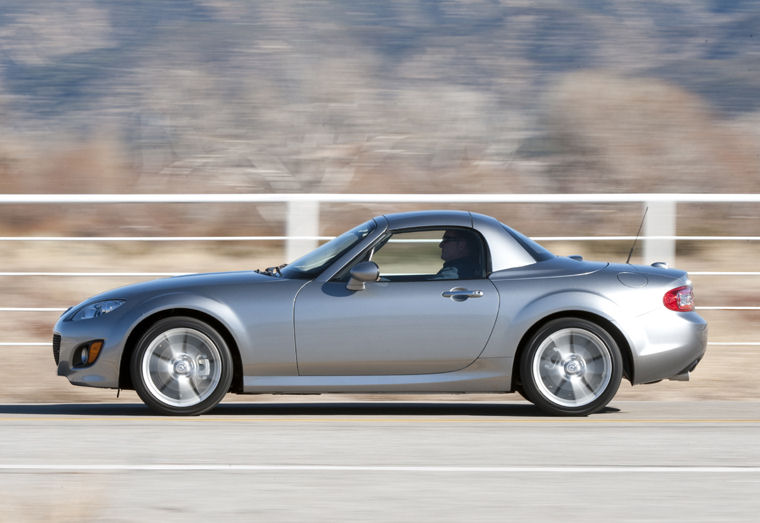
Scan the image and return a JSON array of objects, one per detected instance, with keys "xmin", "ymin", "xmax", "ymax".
[{"xmin": 0, "ymin": 1, "xmax": 757, "ymax": 401}]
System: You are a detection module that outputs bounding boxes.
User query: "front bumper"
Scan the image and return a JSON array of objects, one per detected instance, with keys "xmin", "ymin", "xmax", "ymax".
[{"xmin": 53, "ymin": 315, "xmax": 125, "ymax": 389}]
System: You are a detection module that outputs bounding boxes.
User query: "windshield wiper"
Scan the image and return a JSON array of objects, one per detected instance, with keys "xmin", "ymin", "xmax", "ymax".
[{"xmin": 256, "ymin": 264, "xmax": 287, "ymax": 277}]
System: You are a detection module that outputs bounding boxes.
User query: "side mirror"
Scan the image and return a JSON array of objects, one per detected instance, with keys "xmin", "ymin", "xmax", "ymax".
[{"xmin": 347, "ymin": 261, "xmax": 380, "ymax": 291}]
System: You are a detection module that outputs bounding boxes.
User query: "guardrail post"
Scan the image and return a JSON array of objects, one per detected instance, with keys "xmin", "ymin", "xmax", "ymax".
[
  {"xmin": 286, "ymin": 200, "xmax": 319, "ymax": 262},
  {"xmin": 643, "ymin": 200, "xmax": 676, "ymax": 265}
]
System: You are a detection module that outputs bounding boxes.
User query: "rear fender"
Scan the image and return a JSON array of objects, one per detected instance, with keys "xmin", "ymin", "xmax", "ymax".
[{"xmin": 481, "ymin": 290, "xmax": 645, "ymax": 384}]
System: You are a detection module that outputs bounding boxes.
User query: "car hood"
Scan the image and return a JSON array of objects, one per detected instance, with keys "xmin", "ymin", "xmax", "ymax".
[{"xmin": 78, "ymin": 270, "xmax": 283, "ymax": 304}]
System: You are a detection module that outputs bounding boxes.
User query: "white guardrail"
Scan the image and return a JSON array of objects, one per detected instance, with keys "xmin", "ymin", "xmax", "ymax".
[{"xmin": 1, "ymin": 193, "xmax": 758, "ymax": 348}]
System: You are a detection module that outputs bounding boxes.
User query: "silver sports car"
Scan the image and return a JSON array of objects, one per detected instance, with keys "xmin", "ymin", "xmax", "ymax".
[{"xmin": 53, "ymin": 210, "xmax": 707, "ymax": 416}]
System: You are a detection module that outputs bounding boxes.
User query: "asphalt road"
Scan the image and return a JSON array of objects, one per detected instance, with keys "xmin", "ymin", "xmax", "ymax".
[{"xmin": 1, "ymin": 400, "xmax": 759, "ymax": 522}]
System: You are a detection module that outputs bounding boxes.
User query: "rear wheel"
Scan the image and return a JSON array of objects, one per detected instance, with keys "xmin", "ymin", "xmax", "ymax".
[
  {"xmin": 131, "ymin": 316, "xmax": 232, "ymax": 416},
  {"xmin": 520, "ymin": 318, "xmax": 622, "ymax": 416}
]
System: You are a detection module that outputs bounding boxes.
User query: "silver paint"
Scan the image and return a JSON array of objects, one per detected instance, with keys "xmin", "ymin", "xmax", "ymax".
[{"xmin": 53, "ymin": 210, "xmax": 708, "ymax": 413}]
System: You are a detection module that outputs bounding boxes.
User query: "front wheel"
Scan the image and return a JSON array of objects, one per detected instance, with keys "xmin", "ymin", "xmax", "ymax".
[
  {"xmin": 520, "ymin": 318, "xmax": 622, "ymax": 416},
  {"xmin": 131, "ymin": 317, "xmax": 233, "ymax": 416}
]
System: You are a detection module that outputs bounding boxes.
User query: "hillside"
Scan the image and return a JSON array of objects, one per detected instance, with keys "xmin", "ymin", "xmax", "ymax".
[{"xmin": 0, "ymin": 1, "xmax": 757, "ymax": 236}]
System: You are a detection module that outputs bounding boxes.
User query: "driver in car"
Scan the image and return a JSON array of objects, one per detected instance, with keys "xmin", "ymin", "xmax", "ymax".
[{"xmin": 434, "ymin": 230, "xmax": 481, "ymax": 280}]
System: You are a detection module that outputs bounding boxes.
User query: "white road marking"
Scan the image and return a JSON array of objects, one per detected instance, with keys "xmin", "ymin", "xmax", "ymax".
[{"xmin": 0, "ymin": 464, "xmax": 758, "ymax": 473}]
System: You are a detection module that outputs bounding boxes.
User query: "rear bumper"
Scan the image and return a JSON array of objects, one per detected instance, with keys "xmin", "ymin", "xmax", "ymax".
[{"xmin": 632, "ymin": 310, "xmax": 708, "ymax": 385}]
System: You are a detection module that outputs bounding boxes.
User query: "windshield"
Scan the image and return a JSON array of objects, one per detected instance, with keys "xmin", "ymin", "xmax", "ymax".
[{"xmin": 280, "ymin": 219, "xmax": 376, "ymax": 279}]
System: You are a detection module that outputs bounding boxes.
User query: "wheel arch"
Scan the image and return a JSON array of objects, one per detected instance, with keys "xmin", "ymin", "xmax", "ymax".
[
  {"xmin": 510, "ymin": 310, "xmax": 634, "ymax": 392},
  {"xmin": 118, "ymin": 308, "xmax": 244, "ymax": 393}
]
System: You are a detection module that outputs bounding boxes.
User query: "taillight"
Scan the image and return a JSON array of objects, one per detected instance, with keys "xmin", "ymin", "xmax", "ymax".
[{"xmin": 664, "ymin": 286, "xmax": 694, "ymax": 312}]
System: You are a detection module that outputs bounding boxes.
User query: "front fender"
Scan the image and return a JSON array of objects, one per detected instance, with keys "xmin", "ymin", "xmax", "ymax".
[
  {"xmin": 115, "ymin": 283, "xmax": 303, "ymax": 379},
  {"xmin": 118, "ymin": 292, "xmax": 247, "ymax": 348},
  {"xmin": 112, "ymin": 292, "xmax": 250, "ymax": 382}
]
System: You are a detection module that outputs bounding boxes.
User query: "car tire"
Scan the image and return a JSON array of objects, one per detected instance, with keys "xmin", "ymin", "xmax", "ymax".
[
  {"xmin": 131, "ymin": 316, "xmax": 233, "ymax": 416},
  {"xmin": 520, "ymin": 317, "xmax": 622, "ymax": 416}
]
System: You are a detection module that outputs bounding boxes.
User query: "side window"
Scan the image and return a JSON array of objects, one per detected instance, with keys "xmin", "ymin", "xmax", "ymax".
[{"xmin": 371, "ymin": 228, "xmax": 486, "ymax": 281}]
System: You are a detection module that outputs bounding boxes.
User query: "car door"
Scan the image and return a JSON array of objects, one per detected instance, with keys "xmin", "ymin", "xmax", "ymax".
[{"xmin": 293, "ymin": 228, "xmax": 499, "ymax": 376}]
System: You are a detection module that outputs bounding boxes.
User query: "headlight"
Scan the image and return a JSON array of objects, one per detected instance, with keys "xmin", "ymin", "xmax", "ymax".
[{"xmin": 70, "ymin": 300, "xmax": 125, "ymax": 321}]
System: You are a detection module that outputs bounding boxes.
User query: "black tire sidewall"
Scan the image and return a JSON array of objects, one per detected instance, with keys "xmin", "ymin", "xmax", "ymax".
[
  {"xmin": 520, "ymin": 317, "xmax": 623, "ymax": 416},
  {"xmin": 131, "ymin": 316, "xmax": 233, "ymax": 416}
]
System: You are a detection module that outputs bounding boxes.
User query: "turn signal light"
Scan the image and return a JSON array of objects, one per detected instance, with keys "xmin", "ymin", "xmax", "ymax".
[
  {"xmin": 73, "ymin": 340, "xmax": 104, "ymax": 368},
  {"xmin": 87, "ymin": 341, "xmax": 103, "ymax": 364},
  {"xmin": 664, "ymin": 286, "xmax": 694, "ymax": 312}
]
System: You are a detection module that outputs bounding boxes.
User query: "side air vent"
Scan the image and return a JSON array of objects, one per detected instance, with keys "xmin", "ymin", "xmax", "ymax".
[{"xmin": 53, "ymin": 334, "xmax": 61, "ymax": 365}]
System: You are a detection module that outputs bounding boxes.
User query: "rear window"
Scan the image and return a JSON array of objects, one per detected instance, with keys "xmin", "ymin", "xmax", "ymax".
[{"xmin": 503, "ymin": 225, "xmax": 555, "ymax": 262}]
